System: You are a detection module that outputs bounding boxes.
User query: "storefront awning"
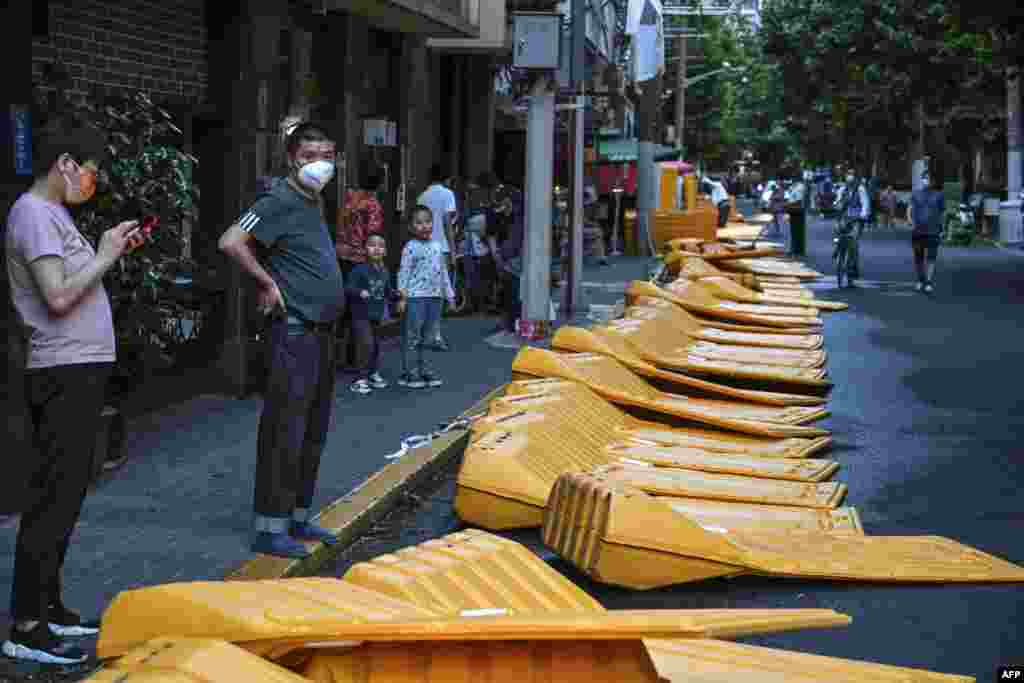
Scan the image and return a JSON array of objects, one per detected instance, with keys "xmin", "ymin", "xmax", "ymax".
[{"xmin": 325, "ymin": 0, "xmax": 478, "ymax": 38}]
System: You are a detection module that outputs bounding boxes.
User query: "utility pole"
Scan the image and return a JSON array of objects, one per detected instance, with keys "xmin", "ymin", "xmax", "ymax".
[
  {"xmin": 999, "ymin": 64, "xmax": 1023, "ymax": 244},
  {"xmin": 563, "ymin": 0, "xmax": 586, "ymax": 317},
  {"xmin": 636, "ymin": 72, "xmax": 662, "ymax": 257},
  {"xmin": 522, "ymin": 76, "xmax": 555, "ymax": 334},
  {"xmin": 675, "ymin": 35, "xmax": 686, "ymax": 160}
]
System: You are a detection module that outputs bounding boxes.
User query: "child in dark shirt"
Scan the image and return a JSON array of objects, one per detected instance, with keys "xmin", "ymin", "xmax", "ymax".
[{"xmin": 346, "ymin": 234, "xmax": 404, "ymax": 394}]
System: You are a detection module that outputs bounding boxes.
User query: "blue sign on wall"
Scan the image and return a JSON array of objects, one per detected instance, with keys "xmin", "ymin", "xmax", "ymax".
[{"xmin": 11, "ymin": 105, "xmax": 32, "ymax": 176}]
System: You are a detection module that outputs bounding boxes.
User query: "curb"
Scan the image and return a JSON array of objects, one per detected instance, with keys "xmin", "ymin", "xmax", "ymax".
[{"xmin": 224, "ymin": 384, "xmax": 506, "ymax": 581}]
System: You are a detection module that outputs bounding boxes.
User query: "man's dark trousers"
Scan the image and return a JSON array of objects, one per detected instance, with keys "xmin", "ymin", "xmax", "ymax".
[
  {"xmin": 11, "ymin": 362, "xmax": 112, "ymax": 622},
  {"xmin": 717, "ymin": 201, "xmax": 730, "ymax": 228},
  {"xmin": 254, "ymin": 317, "xmax": 337, "ymax": 531}
]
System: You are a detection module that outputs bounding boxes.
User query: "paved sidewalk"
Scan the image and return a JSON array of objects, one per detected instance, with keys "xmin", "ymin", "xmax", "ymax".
[{"xmin": 0, "ymin": 256, "xmax": 648, "ymax": 677}]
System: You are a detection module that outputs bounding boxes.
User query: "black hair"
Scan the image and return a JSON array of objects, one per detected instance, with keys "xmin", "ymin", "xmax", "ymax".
[
  {"xmin": 429, "ymin": 164, "xmax": 447, "ymax": 183},
  {"xmin": 476, "ymin": 171, "xmax": 500, "ymax": 189},
  {"xmin": 285, "ymin": 121, "xmax": 332, "ymax": 157},
  {"xmin": 32, "ymin": 116, "xmax": 107, "ymax": 179},
  {"xmin": 361, "ymin": 167, "xmax": 383, "ymax": 191},
  {"xmin": 410, "ymin": 204, "xmax": 433, "ymax": 225}
]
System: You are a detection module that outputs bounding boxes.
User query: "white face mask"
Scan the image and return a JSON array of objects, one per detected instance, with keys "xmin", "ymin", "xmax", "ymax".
[{"xmin": 297, "ymin": 160, "xmax": 335, "ymax": 193}]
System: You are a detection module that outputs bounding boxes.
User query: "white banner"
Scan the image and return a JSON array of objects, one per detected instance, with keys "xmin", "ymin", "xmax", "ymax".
[{"xmin": 626, "ymin": 0, "xmax": 664, "ymax": 83}]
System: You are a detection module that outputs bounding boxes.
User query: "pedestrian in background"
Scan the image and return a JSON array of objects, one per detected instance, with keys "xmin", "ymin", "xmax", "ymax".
[
  {"xmin": 708, "ymin": 177, "xmax": 731, "ymax": 228},
  {"xmin": 880, "ymin": 185, "xmax": 896, "ymax": 229},
  {"xmin": 487, "ymin": 183, "xmax": 524, "ymax": 335},
  {"xmin": 219, "ymin": 122, "xmax": 345, "ymax": 560},
  {"xmin": 346, "ymin": 234, "xmax": 403, "ymax": 394},
  {"xmin": 336, "ymin": 168, "xmax": 384, "ymax": 370},
  {"xmin": 417, "ymin": 165, "xmax": 457, "ymax": 351},
  {"xmin": 769, "ymin": 183, "xmax": 786, "ymax": 236},
  {"xmin": 785, "ymin": 176, "xmax": 807, "ymax": 255},
  {"xmin": 4, "ymin": 116, "xmax": 145, "ymax": 664},
  {"xmin": 397, "ymin": 205, "xmax": 455, "ymax": 389},
  {"xmin": 908, "ymin": 166, "xmax": 946, "ymax": 294},
  {"xmin": 461, "ymin": 181, "xmax": 496, "ymax": 313}
]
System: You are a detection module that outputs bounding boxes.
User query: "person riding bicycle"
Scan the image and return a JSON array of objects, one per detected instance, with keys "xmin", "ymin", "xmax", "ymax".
[{"xmin": 836, "ymin": 172, "xmax": 870, "ymax": 282}]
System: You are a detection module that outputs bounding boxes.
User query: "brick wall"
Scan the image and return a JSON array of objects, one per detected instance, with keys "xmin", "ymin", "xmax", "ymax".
[{"xmin": 32, "ymin": 0, "xmax": 207, "ymax": 104}]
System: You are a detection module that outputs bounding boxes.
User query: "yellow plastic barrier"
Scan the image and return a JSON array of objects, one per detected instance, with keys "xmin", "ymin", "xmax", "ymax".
[
  {"xmin": 627, "ymin": 281, "xmax": 822, "ymax": 331},
  {"xmin": 592, "ymin": 463, "xmax": 846, "ymax": 508},
  {"xmin": 717, "ymin": 257, "xmax": 824, "ymax": 280},
  {"xmin": 550, "ymin": 327, "xmax": 827, "ymax": 407},
  {"xmin": 343, "ymin": 529, "xmax": 602, "ymax": 612},
  {"xmin": 664, "ymin": 237, "xmax": 785, "ymax": 261},
  {"xmin": 497, "ymin": 380, "xmax": 832, "ymax": 458},
  {"xmin": 626, "ymin": 298, "xmax": 826, "ymax": 350},
  {"xmin": 664, "ymin": 280, "xmax": 825, "ymax": 325},
  {"xmin": 542, "ymin": 472, "xmax": 1024, "ymax": 589},
  {"xmin": 341, "ymin": 531, "xmax": 977, "ymax": 683},
  {"xmin": 589, "ymin": 323, "xmax": 832, "ymax": 392},
  {"xmin": 579, "ymin": 320, "xmax": 829, "ymax": 370},
  {"xmin": 510, "ymin": 348, "xmax": 830, "ymax": 438},
  {"xmin": 646, "ymin": 638, "xmax": 974, "ymax": 683},
  {"xmin": 88, "ymin": 638, "xmax": 310, "ymax": 683},
  {"xmin": 303, "ymin": 640, "xmax": 663, "ymax": 683},
  {"xmin": 97, "ymin": 578, "xmax": 435, "ymax": 659},
  {"xmin": 457, "ymin": 381, "xmax": 833, "ymax": 530},
  {"xmin": 683, "ymin": 274, "xmax": 849, "ymax": 312}
]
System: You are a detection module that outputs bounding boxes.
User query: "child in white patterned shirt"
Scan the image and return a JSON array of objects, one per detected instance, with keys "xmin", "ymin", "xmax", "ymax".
[{"xmin": 397, "ymin": 205, "xmax": 455, "ymax": 389}]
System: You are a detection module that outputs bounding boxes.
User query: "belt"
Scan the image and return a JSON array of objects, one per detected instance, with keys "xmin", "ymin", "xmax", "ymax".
[{"xmin": 286, "ymin": 315, "xmax": 336, "ymax": 334}]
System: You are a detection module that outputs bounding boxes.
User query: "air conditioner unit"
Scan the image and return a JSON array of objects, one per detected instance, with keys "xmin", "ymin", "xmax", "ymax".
[{"xmin": 363, "ymin": 119, "xmax": 396, "ymax": 147}]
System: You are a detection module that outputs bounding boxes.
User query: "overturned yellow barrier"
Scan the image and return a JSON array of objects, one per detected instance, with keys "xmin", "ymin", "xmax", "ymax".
[
  {"xmin": 717, "ymin": 256, "xmax": 824, "ymax": 280},
  {"xmin": 342, "ymin": 531, "xmax": 975, "ymax": 683},
  {"xmin": 626, "ymin": 298, "xmax": 826, "ymax": 350},
  {"xmin": 542, "ymin": 472, "xmax": 1024, "ymax": 589},
  {"xmin": 664, "ymin": 251, "xmax": 816, "ymax": 299},
  {"xmin": 550, "ymin": 327, "xmax": 827, "ymax": 407},
  {"xmin": 664, "ymin": 237, "xmax": 785, "ymax": 261},
  {"xmin": 588, "ymin": 322, "xmax": 832, "ymax": 392},
  {"xmin": 665, "ymin": 280, "xmax": 826, "ymax": 326},
  {"xmin": 627, "ymin": 281, "xmax": 822, "ymax": 332},
  {"xmin": 646, "ymin": 638, "xmax": 973, "ymax": 683},
  {"xmin": 511, "ymin": 348, "xmax": 830, "ymax": 438},
  {"xmin": 592, "ymin": 463, "xmax": 846, "ymax": 508},
  {"xmin": 89, "ymin": 638, "xmax": 309, "ymax": 683},
  {"xmin": 304, "ymin": 639, "xmax": 663, "ymax": 683},
  {"xmin": 456, "ymin": 382, "xmax": 839, "ymax": 532},
  {"xmin": 691, "ymin": 275, "xmax": 847, "ymax": 312}
]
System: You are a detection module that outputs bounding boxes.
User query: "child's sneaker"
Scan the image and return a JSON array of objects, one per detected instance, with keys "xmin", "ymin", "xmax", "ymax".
[
  {"xmin": 923, "ymin": 282, "xmax": 934, "ymax": 294},
  {"xmin": 915, "ymin": 281, "xmax": 925, "ymax": 292},
  {"xmin": 420, "ymin": 371, "xmax": 443, "ymax": 388},
  {"xmin": 350, "ymin": 379, "xmax": 372, "ymax": 394},
  {"xmin": 397, "ymin": 373, "xmax": 426, "ymax": 389},
  {"xmin": 2, "ymin": 622, "xmax": 88, "ymax": 664},
  {"xmin": 368, "ymin": 372, "xmax": 389, "ymax": 389}
]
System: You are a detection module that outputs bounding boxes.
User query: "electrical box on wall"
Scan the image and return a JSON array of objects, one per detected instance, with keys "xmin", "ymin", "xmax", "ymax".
[
  {"xmin": 512, "ymin": 12, "xmax": 561, "ymax": 70},
  {"xmin": 363, "ymin": 119, "xmax": 396, "ymax": 147}
]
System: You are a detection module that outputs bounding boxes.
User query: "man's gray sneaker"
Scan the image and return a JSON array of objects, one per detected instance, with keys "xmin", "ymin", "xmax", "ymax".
[
  {"xmin": 3, "ymin": 622, "xmax": 88, "ymax": 664},
  {"xmin": 397, "ymin": 373, "xmax": 426, "ymax": 389}
]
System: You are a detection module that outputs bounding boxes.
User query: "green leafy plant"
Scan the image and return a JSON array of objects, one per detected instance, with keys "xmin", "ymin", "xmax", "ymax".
[{"xmin": 65, "ymin": 91, "xmax": 202, "ymax": 383}]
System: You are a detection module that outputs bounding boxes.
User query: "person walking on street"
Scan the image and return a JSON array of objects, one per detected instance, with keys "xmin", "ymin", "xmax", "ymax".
[
  {"xmin": 3, "ymin": 116, "xmax": 146, "ymax": 664},
  {"xmin": 346, "ymin": 234, "xmax": 403, "ymax": 394},
  {"xmin": 769, "ymin": 183, "xmax": 786, "ymax": 237},
  {"xmin": 417, "ymin": 165, "xmax": 457, "ymax": 351},
  {"xmin": 708, "ymin": 177, "xmax": 731, "ymax": 228},
  {"xmin": 785, "ymin": 176, "xmax": 808, "ymax": 255},
  {"xmin": 218, "ymin": 122, "xmax": 346, "ymax": 559},
  {"xmin": 487, "ymin": 183, "xmax": 525, "ymax": 334},
  {"xmin": 880, "ymin": 184, "xmax": 896, "ymax": 229},
  {"xmin": 908, "ymin": 166, "xmax": 946, "ymax": 294},
  {"xmin": 397, "ymin": 205, "xmax": 455, "ymax": 388},
  {"xmin": 336, "ymin": 168, "xmax": 384, "ymax": 370}
]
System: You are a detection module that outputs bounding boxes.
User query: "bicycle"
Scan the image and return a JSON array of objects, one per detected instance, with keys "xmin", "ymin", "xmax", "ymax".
[{"xmin": 832, "ymin": 215, "xmax": 861, "ymax": 288}]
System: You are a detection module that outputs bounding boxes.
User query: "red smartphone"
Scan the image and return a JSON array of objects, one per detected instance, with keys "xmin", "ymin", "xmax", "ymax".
[{"xmin": 126, "ymin": 215, "xmax": 159, "ymax": 250}]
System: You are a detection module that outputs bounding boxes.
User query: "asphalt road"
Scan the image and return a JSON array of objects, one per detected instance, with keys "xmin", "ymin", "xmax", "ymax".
[{"xmin": 325, "ymin": 206, "xmax": 1024, "ymax": 681}]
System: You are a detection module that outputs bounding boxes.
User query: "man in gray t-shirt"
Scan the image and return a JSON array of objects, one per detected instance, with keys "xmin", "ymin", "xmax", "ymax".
[
  {"xmin": 4, "ymin": 117, "xmax": 142, "ymax": 665},
  {"xmin": 218, "ymin": 122, "xmax": 345, "ymax": 559}
]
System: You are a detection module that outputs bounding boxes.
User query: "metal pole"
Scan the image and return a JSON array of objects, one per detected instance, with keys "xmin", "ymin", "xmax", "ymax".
[
  {"xmin": 675, "ymin": 35, "xmax": 686, "ymax": 160},
  {"xmin": 563, "ymin": 0, "xmax": 586, "ymax": 316},
  {"xmin": 522, "ymin": 78, "xmax": 555, "ymax": 336},
  {"xmin": 636, "ymin": 72, "xmax": 662, "ymax": 257}
]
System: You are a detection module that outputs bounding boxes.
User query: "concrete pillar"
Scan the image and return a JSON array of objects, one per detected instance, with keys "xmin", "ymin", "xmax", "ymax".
[
  {"xmin": 636, "ymin": 73, "xmax": 663, "ymax": 257},
  {"xmin": 1000, "ymin": 66, "xmax": 1023, "ymax": 245},
  {"xmin": 214, "ymin": 0, "xmax": 288, "ymax": 397},
  {"xmin": 675, "ymin": 35, "xmax": 686, "ymax": 157},
  {"xmin": 448, "ymin": 55, "xmax": 465, "ymax": 181},
  {"xmin": 522, "ymin": 86, "xmax": 555, "ymax": 330}
]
